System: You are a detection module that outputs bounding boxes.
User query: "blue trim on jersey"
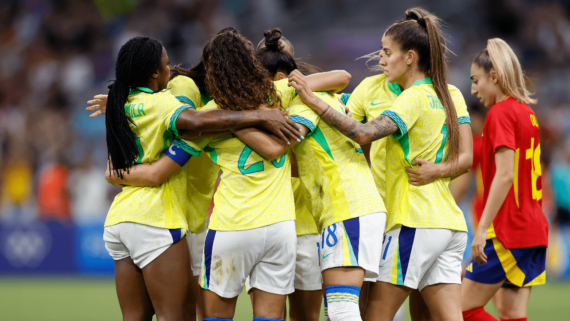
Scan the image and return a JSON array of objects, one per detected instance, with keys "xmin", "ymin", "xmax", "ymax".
[
  {"xmin": 340, "ymin": 93, "xmax": 351, "ymax": 105},
  {"xmin": 398, "ymin": 226, "xmax": 416, "ymax": 282},
  {"xmin": 203, "ymin": 230, "xmax": 216, "ymax": 290},
  {"xmin": 343, "ymin": 217, "xmax": 360, "ymax": 264},
  {"xmin": 290, "ymin": 115, "xmax": 316, "ymax": 133},
  {"xmin": 169, "ymin": 105, "xmax": 192, "ymax": 136},
  {"xmin": 381, "ymin": 110, "xmax": 408, "ymax": 139},
  {"xmin": 458, "ymin": 116, "xmax": 471, "ymax": 124},
  {"xmin": 165, "ymin": 144, "xmax": 192, "ymax": 166},
  {"xmin": 172, "ymin": 139, "xmax": 202, "ymax": 157},
  {"xmin": 175, "ymin": 96, "xmax": 196, "ymax": 109}
]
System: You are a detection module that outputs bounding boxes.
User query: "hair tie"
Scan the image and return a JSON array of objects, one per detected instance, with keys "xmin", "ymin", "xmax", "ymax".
[
  {"xmin": 265, "ymin": 39, "xmax": 279, "ymax": 48},
  {"xmin": 416, "ymin": 17, "xmax": 426, "ymax": 28}
]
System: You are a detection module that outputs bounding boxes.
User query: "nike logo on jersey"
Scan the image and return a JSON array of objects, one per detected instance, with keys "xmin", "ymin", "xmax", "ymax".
[
  {"xmin": 370, "ymin": 102, "xmax": 385, "ymax": 106},
  {"xmin": 322, "ymin": 252, "xmax": 334, "ymax": 260}
]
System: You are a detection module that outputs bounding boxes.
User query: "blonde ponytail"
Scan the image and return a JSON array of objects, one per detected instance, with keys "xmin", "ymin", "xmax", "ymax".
[{"xmin": 474, "ymin": 38, "xmax": 536, "ymax": 105}]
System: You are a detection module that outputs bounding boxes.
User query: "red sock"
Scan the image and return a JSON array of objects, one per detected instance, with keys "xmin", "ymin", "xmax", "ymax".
[
  {"xmin": 462, "ymin": 307, "xmax": 498, "ymax": 321},
  {"xmin": 500, "ymin": 318, "xmax": 527, "ymax": 321}
]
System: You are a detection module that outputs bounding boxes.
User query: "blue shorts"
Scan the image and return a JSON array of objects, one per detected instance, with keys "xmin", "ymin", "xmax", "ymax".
[{"xmin": 464, "ymin": 238, "xmax": 546, "ymax": 287}]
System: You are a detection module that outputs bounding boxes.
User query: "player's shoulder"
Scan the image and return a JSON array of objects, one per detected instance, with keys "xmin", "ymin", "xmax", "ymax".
[
  {"xmin": 169, "ymin": 75, "xmax": 198, "ymax": 89},
  {"xmin": 357, "ymin": 74, "xmax": 388, "ymax": 90},
  {"xmin": 200, "ymin": 99, "xmax": 219, "ymax": 111}
]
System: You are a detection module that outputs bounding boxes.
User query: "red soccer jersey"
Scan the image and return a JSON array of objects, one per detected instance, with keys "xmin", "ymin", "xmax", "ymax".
[{"xmin": 480, "ymin": 97, "xmax": 548, "ymax": 249}]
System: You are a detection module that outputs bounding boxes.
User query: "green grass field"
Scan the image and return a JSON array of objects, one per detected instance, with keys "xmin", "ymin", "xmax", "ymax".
[{"xmin": 0, "ymin": 278, "xmax": 568, "ymax": 320}]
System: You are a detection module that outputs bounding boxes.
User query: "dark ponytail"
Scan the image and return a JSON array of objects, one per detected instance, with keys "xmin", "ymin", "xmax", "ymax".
[
  {"xmin": 106, "ymin": 36, "xmax": 163, "ymax": 178},
  {"xmin": 255, "ymin": 28, "xmax": 298, "ymax": 78},
  {"xmin": 385, "ymin": 8, "xmax": 459, "ymax": 169}
]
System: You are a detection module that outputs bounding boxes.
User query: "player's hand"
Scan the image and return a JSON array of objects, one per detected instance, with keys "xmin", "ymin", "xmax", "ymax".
[
  {"xmin": 471, "ymin": 230, "xmax": 488, "ymax": 264},
  {"xmin": 259, "ymin": 109, "xmax": 303, "ymax": 145},
  {"xmin": 288, "ymin": 70, "xmax": 318, "ymax": 106},
  {"xmin": 407, "ymin": 159, "xmax": 441, "ymax": 186},
  {"xmin": 105, "ymin": 161, "xmax": 124, "ymax": 187},
  {"xmin": 87, "ymin": 94, "xmax": 108, "ymax": 118}
]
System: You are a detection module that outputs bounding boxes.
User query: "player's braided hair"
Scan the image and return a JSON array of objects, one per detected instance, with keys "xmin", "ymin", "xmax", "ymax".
[
  {"xmin": 170, "ymin": 59, "xmax": 207, "ymax": 94},
  {"xmin": 105, "ymin": 36, "xmax": 163, "ymax": 178},
  {"xmin": 256, "ymin": 28, "xmax": 322, "ymax": 76},
  {"xmin": 385, "ymin": 8, "xmax": 460, "ymax": 172},
  {"xmin": 202, "ymin": 27, "xmax": 281, "ymax": 110}
]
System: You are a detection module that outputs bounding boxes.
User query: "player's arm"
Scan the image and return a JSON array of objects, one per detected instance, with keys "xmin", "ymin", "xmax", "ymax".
[
  {"xmin": 471, "ymin": 147, "xmax": 515, "ymax": 264},
  {"xmin": 177, "ymin": 129, "xmax": 232, "ymax": 139},
  {"xmin": 87, "ymin": 95, "xmax": 303, "ymax": 144},
  {"xmin": 233, "ymin": 124, "xmax": 309, "ymax": 161},
  {"xmin": 407, "ymin": 123, "xmax": 474, "ymax": 185},
  {"xmin": 105, "ymin": 145, "xmax": 191, "ymax": 187},
  {"xmin": 304, "ymin": 70, "xmax": 351, "ymax": 93},
  {"xmin": 288, "ymin": 70, "xmax": 398, "ymax": 145}
]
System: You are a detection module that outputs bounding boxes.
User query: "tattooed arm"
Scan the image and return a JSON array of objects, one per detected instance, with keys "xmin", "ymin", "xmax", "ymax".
[{"xmin": 288, "ymin": 72, "xmax": 398, "ymax": 145}]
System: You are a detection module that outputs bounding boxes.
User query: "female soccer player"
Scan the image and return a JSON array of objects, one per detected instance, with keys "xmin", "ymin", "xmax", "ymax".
[
  {"xmin": 289, "ymin": 8, "xmax": 471, "ymax": 320},
  {"xmin": 461, "ymin": 39, "xmax": 548, "ymax": 321},
  {"xmin": 236, "ymin": 28, "xmax": 387, "ymax": 321},
  {"xmin": 101, "ymin": 36, "xmax": 303, "ymax": 320}
]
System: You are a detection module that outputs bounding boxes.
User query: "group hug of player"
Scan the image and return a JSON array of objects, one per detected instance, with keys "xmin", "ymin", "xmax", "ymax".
[{"xmin": 86, "ymin": 7, "xmax": 548, "ymax": 321}]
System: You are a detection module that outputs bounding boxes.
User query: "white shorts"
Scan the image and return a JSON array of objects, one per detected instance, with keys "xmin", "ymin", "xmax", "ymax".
[
  {"xmin": 199, "ymin": 220, "xmax": 297, "ymax": 298},
  {"xmin": 187, "ymin": 226, "xmax": 208, "ymax": 276},
  {"xmin": 377, "ymin": 226, "xmax": 467, "ymax": 291},
  {"xmin": 245, "ymin": 233, "xmax": 322, "ymax": 292},
  {"xmin": 320, "ymin": 212, "xmax": 386, "ymax": 280},
  {"xmin": 104, "ymin": 222, "xmax": 186, "ymax": 269}
]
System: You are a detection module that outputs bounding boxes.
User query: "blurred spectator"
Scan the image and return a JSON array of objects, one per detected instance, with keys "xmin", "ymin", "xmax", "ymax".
[
  {"xmin": 552, "ymin": 147, "xmax": 570, "ymax": 226},
  {"xmin": 37, "ymin": 163, "xmax": 70, "ymax": 221}
]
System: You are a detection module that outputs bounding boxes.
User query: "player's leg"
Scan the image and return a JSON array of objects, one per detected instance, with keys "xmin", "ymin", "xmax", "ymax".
[
  {"xmin": 417, "ymin": 230, "xmax": 469, "ymax": 321},
  {"xmin": 409, "ymin": 289, "xmax": 430, "ymax": 321},
  {"xmin": 114, "ymin": 257, "xmax": 155, "ymax": 321},
  {"xmin": 142, "ymin": 235, "xmax": 194, "ymax": 321},
  {"xmin": 289, "ymin": 290, "xmax": 322, "ymax": 321},
  {"xmin": 321, "ymin": 213, "xmax": 386, "ymax": 321},
  {"xmin": 363, "ymin": 281, "xmax": 412, "ymax": 321},
  {"xmin": 104, "ymin": 224, "xmax": 155, "ymax": 321},
  {"xmin": 359, "ymin": 281, "xmax": 370, "ymax": 314},
  {"xmin": 249, "ymin": 220, "xmax": 297, "ymax": 320},
  {"xmin": 289, "ymin": 233, "xmax": 322, "ymax": 321},
  {"xmin": 461, "ymin": 278, "xmax": 503, "ymax": 319},
  {"xmin": 201, "ymin": 289, "xmax": 239, "ymax": 319},
  {"xmin": 494, "ymin": 286, "xmax": 531, "ymax": 320}
]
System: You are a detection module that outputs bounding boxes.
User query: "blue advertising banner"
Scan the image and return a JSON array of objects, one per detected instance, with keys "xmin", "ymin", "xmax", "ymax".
[
  {"xmin": 75, "ymin": 221, "xmax": 114, "ymax": 275},
  {"xmin": 0, "ymin": 220, "xmax": 76, "ymax": 274}
]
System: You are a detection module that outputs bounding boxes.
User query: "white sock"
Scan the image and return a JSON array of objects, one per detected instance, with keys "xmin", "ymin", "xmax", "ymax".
[{"xmin": 325, "ymin": 285, "xmax": 362, "ymax": 321}]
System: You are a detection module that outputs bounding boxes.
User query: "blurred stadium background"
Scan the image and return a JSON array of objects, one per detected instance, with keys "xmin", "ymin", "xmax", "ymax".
[{"xmin": 1, "ymin": 0, "xmax": 570, "ymax": 320}]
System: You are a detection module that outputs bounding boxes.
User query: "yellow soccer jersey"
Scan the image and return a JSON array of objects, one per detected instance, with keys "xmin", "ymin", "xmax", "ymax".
[
  {"xmin": 292, "ymin": 177, "xmax": 318, "ymax": 235},
  {"xmin": 348, "ymin": 75, "xmax": 400, "ymax": 202},
  {"xmin": 274, "ymin": 78, "xmax": 297, "ymax": 109},
  {"xmin": 381, "ymin": 78, "xmax": 471, "ymax": 232},
  {"xmin": 174, "ymin": 100, "xmax": 295, "ymax": 232},
  {"xmin": 168, "ymin": 75, "xmax": 220, "ymax": 232},
  {"xmin": 289, "ymin": 92, "xmax": 386, "ymax": 232},
  {"xmin": 105, "ymin": 87, "xmax": 194, "ymax": 229}
]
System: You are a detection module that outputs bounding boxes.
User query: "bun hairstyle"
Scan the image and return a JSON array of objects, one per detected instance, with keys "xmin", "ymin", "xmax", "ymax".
[
  {"xmin": 170, "ymin": 59, "xmax": 207, "ymax": 94},
  {"xmin": 256, "ymin": 28, "xmax": 323, "ymax": 76},
  {"xmin": 106, "ymin": 36, "xmax": 163, "ymax": 178},
  {"xmin": 473, "ymin": 38, "xmax": 536, "ymax": 105},
  {"xmin": 385, "ymin": 8, "xmax": 460, "ymax": 169},
  {"xmin": 256, "ymin": 28, "xmax": 298, "ymax": 78},
  {"xmin": 202, "ymin": 27, "xmax": 280, "ymax": 111}
]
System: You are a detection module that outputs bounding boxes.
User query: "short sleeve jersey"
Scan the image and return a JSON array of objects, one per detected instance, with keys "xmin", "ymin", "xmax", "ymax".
[
  {"xmin": 289, "ymin": 92, "xmax": 385, "ymax": 232},
  {"xmin": 347, "ymin": 75, "xmax": 400, "ymax": 202},
  {"xmin": 105, "ymin": 88, "xmax": 192, "ymax": 229},
  {"xmin": 174, "ymin": 99, "xmax": 295, "ymax": 232},
  {"xmin": 480, "ymin": 97, "xmax": 548, "ymax": 248},
  {"xmin": 168, "ymin": 76, "xmax": 220, "ymax": 233},
  {"xmin": 381, "ymin": 78, "xmax": 471, "ymax": 232}
]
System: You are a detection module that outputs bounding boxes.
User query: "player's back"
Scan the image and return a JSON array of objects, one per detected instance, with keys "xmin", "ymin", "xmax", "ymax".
[
  {"xmin": 290, "ymin": 92, "xmax": 385, "ymax": 232},
  {"xmin": 106, "ymin": 88, "xmax": 191, "ymax": 230}
]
